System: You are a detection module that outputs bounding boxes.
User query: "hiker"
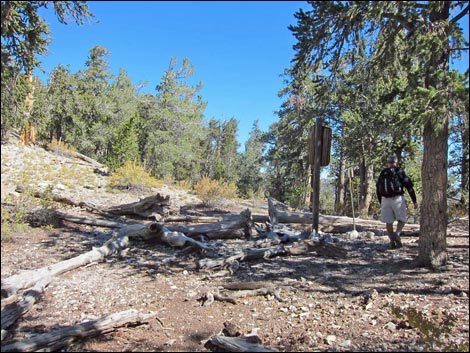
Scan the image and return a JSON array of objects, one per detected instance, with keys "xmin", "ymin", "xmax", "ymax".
[{"xmin": 376, "ymin": 155, "xmax": 418, "ymax": 249}]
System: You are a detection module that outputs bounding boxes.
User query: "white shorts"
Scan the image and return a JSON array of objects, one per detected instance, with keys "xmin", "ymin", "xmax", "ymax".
[{"xmin": 381, "ymin": 195, "xmax": 407, "ymax": 224}]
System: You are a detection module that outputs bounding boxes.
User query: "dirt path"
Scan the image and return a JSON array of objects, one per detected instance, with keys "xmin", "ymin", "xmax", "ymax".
[{"xmin": 1, "ymin": 223, "xmax": 468, "ymax": 352}]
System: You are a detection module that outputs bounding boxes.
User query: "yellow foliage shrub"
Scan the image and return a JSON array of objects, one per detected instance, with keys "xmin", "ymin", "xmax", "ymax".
[
  {"xmin": 46, "ymin": 139, "xmax": 77, "ymax": 152},
  {"xmin": 193, "ymin": 177, "xmax": 238, "ymax": 207},
  {"xmin": 109, "ymin": 161, "xmax": 163, "ymax": 190}
]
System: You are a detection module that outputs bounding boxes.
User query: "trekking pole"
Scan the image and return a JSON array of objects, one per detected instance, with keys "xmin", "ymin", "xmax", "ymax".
[{"xmin": 348, "ymin": 168, "xmax": 358, "ymax": 238}]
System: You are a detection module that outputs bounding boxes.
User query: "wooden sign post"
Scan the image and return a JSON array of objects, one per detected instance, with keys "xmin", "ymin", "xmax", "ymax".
[{"xmin": 309, "ymin": 118, "xmax": 332, "ymax": 233}]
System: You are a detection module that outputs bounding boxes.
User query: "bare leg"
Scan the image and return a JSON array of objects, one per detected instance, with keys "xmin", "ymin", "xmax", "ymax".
[
  {"xmin": 396, "ymin": 221, "xmax": 405, "ymax": 235},
  {"xmin": 395, "ymin": 221, "xmax": 405, "ymax": 248},
  {"xmin": 386, "ymin": 223, "xmax": 395, "ymax": 242}
]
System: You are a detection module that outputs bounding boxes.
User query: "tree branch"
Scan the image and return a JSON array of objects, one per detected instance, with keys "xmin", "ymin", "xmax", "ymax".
[{"xmin": 451, "ymin": 4, "xmax": 469, "ymax": 24}]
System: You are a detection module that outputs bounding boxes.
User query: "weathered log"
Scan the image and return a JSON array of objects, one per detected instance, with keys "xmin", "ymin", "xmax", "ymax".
[
  {"xmin": 210, "ymin": 281, "xmax": 287, "ymax": 303},
  {"xmin": 1, "ymin": 276, "xmax": 52, "ymax": 332},
  {"xmin": 0, "ymin": 295, "xmax": 18, "ymax": 308},
  {"xmin": 210, "ymin": 334, "xmax": 277, "ymax": 352},
  {"xmin": 1, "ymin": 309, "xmax": 154, "ymax": 352},
  {"xmin": 118, "ymin": 222, "xmax": 213, "ymax": 250},
  {"xmin": 1, "ymin": 236, "xmax": 129, "ymax": 297},
  {"xmin": 106, "ymin": 193, "xmax": 173, "ymax": 218},
  {"xmin": 198, "ymin": 239, "xmax": 346, "ymax": 271},
  {"xmin": 164, "ymin": 215, "xmax": 221, "ymax": 223},
  {"xmin": 253, "ymin": 209, "xmax": 420, "ymax": 232},
  {"xmin": 45, "ymin": 145, "xmax": 104, "ymax": 168},
  {"xmin": 54, "ymin": 211, "xmax": 127, "ymax": 228},
  {"xmin": 169, "ymin": 209, "xmax": 252, "ymax": 239},
  {"xmin": 15, "ymin": 186, "xmax": 109, "ymax": 216}
]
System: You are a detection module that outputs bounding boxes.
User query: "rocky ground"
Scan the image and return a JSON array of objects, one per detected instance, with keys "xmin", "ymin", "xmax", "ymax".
[{"xmin": 1, "ymin": 141, "xmax": 469, "ymax": 352}]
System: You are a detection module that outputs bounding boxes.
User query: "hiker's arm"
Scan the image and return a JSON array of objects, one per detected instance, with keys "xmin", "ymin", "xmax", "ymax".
[{"xmin": 401, "ymin": 172, "xmax": 417, "ymax": 204}]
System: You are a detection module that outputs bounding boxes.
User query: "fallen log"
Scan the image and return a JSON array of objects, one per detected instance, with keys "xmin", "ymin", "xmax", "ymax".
[
  {"xmin": 54, "ymin": 211, "xmax": 127, "ymax": 228},
  {"xmin": 253, "ymin": 205, "xmax": 420, "ymax": 232},
  {"xmin": 1, "ymin": 309, "xmax": 154, "ymax": 352},
  {"xmin": 164, "ymin": 215, "xmax": 221, "ymax": 223},
  {"xmin": 45, "ymin": 145, "xmax": 104, "ymax": 168},
  {"xmin": 1, "ymin": 236, "xmax": 129, "ymax": 297},
  {"xmin": 106, "ymin": 193, "xmax": 174, "ymax": 218},
  {"xmin": 209, "ymin": 334, "xmax": 276, "ymax": 352},
  {"xmin": 15, "ymin": 186, "xmax": 109, "ymax": 216},
  {"xmin": 169, "ymin": 209, "xmax": 252, "ymax": 239},
  {"xmin": 1, "ymin": 276, "xmax": 52, "ymax": 333},
  {"xmin": 0, "ymin": 295, "xmax": 18, "ymax": 308},
  {"xmin": 198, "ymin": 239, "xmax": 346, "ymax": 271},
  {"xmin": 52, "ymin": 211, "xmax": 248, "ymax": 242}
]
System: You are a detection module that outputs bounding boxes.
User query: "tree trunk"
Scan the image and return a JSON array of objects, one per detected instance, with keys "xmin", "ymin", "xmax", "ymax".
[
  {"xmin": 419, "ymin": 119, "xmax": 449, "ymax": 268},
  {"xmin": 418, "ymin": 2, "xmax": 450, "ymax": 268},
  {"xmin": 460, "ymin": 115, "xmax": 469, "ymax": 205},
  {"xmin": 335, "ymin": 147, "xmax": 346, "ymax": 215},
  {"xmin": 358, "ymin": 161, "xmax": 374, "ymax": 217}
]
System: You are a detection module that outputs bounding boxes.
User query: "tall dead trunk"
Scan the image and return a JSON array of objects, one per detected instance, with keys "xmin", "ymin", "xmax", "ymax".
[
  {"xmin": 418, "ymin": 2, "xmax": 450, "ymax": 268},
  {"xmin": 335, "ymin": 146, "xmax": 346, "ymax": 215},
  {"xmin": 460, "ymin": 115, "xmax": 469, "ymax": 205}
]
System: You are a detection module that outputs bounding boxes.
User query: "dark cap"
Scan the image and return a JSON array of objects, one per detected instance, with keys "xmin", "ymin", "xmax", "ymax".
[{"xmin": 387, "ymin": 155, "xmax": 398, "ymax": 163}]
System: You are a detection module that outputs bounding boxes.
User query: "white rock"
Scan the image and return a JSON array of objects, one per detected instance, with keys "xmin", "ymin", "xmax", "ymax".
[
  {"xmin": 325, "ymin": 335, "xmax": 336, "ymax": 345},
  {"xmin": 349, "ymin": 230, "xmax": 359, "ymax": 240}
]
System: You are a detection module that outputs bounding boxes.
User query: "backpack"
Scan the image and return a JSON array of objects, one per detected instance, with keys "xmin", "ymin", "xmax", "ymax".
[{"xmin": 377, "ymin": 168, "xmax": 404, "ymax": 197}]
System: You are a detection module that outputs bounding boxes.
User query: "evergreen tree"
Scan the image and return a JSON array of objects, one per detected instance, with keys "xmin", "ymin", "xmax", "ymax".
[
  {"xmin": 1, "ymin": 1, "xmax": 93, "ymax": 140},
  {"xmin": 143, "ymin": 57, "xmax": 207, "ymax": 181},
  {"xmin": 238, "ymin": 120, "xmax": 266, "ymax": 198}
]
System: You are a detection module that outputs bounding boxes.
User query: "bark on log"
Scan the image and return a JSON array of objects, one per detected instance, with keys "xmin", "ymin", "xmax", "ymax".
[
  {"xmin": 54, "ymin": 211, "xmax": 127, "ymax": 228},
  {"xmin": 52, "ymin": 211, "xmax": 248, "ymax": 242},
  {"xmin": 210, "ymin": 335, "xmax": 276, "ymax": 352},
  {"xmin": 164, "ymin": 215, "xmax": 221, "ymax": 223},
  {"xmin": 1, "ymin": 309, "xmax": 154, "ymax": 352},
  {"xmin": 169, "ymin": 209, "xmax": 252, "ymax": 239},
  {"xmin": 45, "ymin": 145, "xmax": 104, "ymax": 168},
  {"xmin": 0, "ymin": 295, "xmax": 18, "ymax": 308},
  {"xmin": 1, "ymin": 236, "xmax": 129, "ymax": 297},
  {"xmin": 253, "ymin": 209, "xmax": 420, "ymax": 232},
  {"xmin": 1, "ymin": 277, "xmax": 52, "ymax": 332},
  {"xmin": 15, "ymin": 186, "xmax": 109, "ymax": 216},
  {"xmin": 106, "ymin": 193, "xmax": 173, "ymax": 218},
  {"xmin": 198, "ymin": 239, "xmax": 346, "ymax": 271}
]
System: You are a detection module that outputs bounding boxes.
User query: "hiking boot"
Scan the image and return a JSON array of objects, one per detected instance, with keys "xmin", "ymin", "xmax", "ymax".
[{"xmin": 395, "ymin": 237, "xmax": 403, "ymax": 248}]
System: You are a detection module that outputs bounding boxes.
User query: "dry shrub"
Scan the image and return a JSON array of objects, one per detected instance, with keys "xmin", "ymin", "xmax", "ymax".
[
  {"xmin": 109, "ymin": 161, "xmax": 163, "ymax": 190},
  {"xmin": 46, "ymin": 139, "xmax": 77, "ymax": 152},
  {"xmin": 193, "ymin": 177, "xmax": 238, "ymax": 207}
]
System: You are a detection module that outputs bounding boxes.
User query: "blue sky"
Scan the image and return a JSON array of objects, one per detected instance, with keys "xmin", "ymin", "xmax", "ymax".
[
  {"xmin": 36, "ymin": 1, "xmax": 308, "ymax": 149},
  {"xmin": 35, "ymin": 1, "xmax": 469, "ymax": 149}
]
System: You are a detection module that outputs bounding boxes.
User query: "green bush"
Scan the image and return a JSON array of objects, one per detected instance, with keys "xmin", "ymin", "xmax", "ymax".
[
  {"xmin": 1, "ymin": 185, "xmax": 56, "ymax": 241},
  {"xmin": 109, "ymin": 160, "xmax": 163, "ymax": 190},
  {"xmin": 193, "ymin": 176, "xmax": 238, "ymax": 207}
]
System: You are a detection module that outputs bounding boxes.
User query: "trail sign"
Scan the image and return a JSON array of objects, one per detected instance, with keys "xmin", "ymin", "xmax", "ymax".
[
  {"xmin": 309, "ymin": 118, "xmax": 332, "ymax": 232},
  {"xmin": 308, "ymin": 124, "xmax": 332, "ymax": 167}
]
